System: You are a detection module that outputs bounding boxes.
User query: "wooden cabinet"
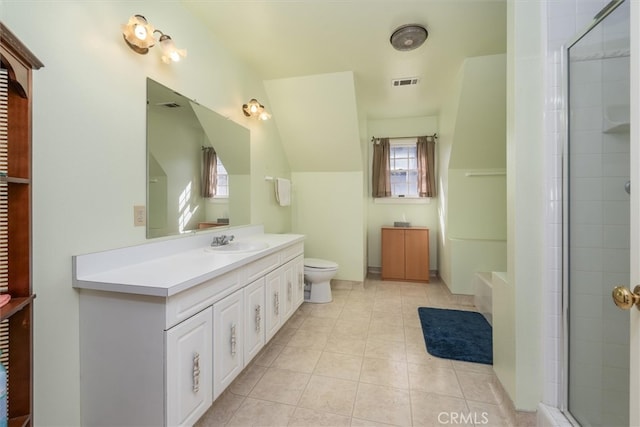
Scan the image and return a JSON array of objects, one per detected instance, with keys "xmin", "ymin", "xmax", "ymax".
[
  {"xmin": 166, "ymin": 307, "xmax": 213, "ymax": 427},
  {"xmin": 0, "ymin": 23, "xmax": 43, "ymax": 427},
  {"xmin": 381, "ymin": 227, "xmax": 429, "ymax": 282}
]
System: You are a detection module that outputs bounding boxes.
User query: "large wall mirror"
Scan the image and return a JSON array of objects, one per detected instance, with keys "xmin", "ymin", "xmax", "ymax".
[{"xmin": 146, "ymin": 78, "xmax": 251, "ymax": 238}]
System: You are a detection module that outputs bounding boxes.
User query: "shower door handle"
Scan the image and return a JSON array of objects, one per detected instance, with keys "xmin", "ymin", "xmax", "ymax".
[{"xmin": 612, "ymin": 285, "xmax": 640, "ymax": 310}]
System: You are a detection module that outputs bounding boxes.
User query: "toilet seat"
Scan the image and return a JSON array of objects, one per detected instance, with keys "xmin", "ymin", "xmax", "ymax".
[{"xmin": 304, "ymin": 258, "xmax": 338, "ymax": 270}]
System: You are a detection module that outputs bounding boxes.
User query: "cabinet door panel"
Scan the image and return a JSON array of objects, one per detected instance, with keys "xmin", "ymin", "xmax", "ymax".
[
  {"xmin": 265, "ymin": 267, "xmax": 284, "ymax": 341},
  {"xmin": 293, "ymin": 256, "xmax": 305, "ymax": 308},
  {"xmin": 283, "ymin": 261, "xmax": 295, "ymax": 320},
  {"xmin": 213, "ymin": 290, "xmax": 244, "ymax": 399},
  {"xmin": 244, "ymin": 278, "xmax": 265, "ymax": 364},
  {"xmin": 381, "ymin": 229, "xmax": 406, "ymax": 280},
  {"xmin": 166, "ymin": 307, "xmax": 213, "ymax": 427},
  {"xmin": 405, "ymin": 229, "xmax": 429, "ymax": 281}
]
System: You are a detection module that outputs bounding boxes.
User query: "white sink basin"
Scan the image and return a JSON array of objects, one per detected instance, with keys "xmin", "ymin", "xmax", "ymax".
[{"xmin": 205, "ymin": 240, "xmax": 269, "ymax": 254}]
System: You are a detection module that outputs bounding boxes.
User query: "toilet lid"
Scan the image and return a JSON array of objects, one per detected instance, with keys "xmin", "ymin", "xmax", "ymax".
[{"xmin": 304, "ymin": 258, "xmax": 338, "ymax": 269}]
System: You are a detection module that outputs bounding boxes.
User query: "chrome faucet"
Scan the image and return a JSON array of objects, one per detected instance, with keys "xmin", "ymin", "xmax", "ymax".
[{"xmin": 211, "ymin": 234, "xmax": 235, "ymax": 247}]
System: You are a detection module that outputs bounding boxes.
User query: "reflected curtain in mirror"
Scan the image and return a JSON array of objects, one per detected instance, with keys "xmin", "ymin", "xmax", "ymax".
[
  {"xmin": 372, "ymin": 138, "xmax": 391, "ymax": 197},
  {"xmin": 417, "ymin": 136, "xmax": 436, "ymax": 197},
  {"xmin": 202, "ymin": 147, "xmax": 217, "ymax": 198}
]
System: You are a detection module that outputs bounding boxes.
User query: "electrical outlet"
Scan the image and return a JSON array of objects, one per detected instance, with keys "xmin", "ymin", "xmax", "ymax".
[{"xmin": 133, "ymin": 205, "xmax": 146, "ymax": 226}]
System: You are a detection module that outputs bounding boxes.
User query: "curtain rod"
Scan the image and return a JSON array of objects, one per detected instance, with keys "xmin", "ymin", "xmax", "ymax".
[{"xmin": 371, "ymin": 133, "xmax": 438, "ymax": 143}]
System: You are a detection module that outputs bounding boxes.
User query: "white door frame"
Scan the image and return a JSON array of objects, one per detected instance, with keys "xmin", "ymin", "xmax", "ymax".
[{"xmin": 629, "ymin": 1, "xmax": 639, "ymax": 425}]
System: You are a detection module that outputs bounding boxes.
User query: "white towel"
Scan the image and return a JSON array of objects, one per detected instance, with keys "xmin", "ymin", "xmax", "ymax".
[{"xmin": 275, "ymin": 178, "xmax": 291, "ymax": 206}]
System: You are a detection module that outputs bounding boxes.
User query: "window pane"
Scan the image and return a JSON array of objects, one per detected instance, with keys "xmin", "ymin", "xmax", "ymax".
[
  {"xmin": 388, "ymin": 143, "xmax": 420, "ymax": 197},
  {"xmin": 394, "ymin": 159, "xmax": 409, "ymax": 170},
  {"xmin": 393, "ymin": 146, "xmax": 409, "ymax": 157}
]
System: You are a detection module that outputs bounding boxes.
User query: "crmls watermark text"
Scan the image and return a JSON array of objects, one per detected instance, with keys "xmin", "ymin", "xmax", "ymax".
[{"xmin": 438, "ymin": 411, "xmax": 490, "ymax": 424}]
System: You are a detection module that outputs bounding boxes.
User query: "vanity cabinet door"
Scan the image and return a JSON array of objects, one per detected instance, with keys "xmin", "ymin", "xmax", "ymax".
[
  {"xmin": 293, "ymin": 255, "xmax": 305, "ymax": 308},
  {"xmin": 265, "ymin": 267, "xmax": 284, "ymax": 341},
  {"xmin": 244, "ymin": 278, "xmax": 265, "ymax": 364},
  {"xmin": 283, "ymin": 261, "xmax": 295, "ymax": 320},
  {"xmin": 213, "ymin": 289, "xmax": 244, "ymax": 399},
  {"xmin": 166, "ymin": 307, "xmax": 213, "ymax": 427}
]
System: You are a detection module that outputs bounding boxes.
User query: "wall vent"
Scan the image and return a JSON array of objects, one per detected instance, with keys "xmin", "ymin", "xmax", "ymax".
[
  {"xmin": 392, "ymin": 77, "xmax": 419, "ymax": 87},
  {"xmin": 157, "ymin": 102, "xmax": 181, "ymax": 108}
]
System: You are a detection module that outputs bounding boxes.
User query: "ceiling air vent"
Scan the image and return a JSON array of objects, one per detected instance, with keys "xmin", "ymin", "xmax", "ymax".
[{"xmin": 392, "ymin": 77, "xmax": 419, "ymax": 87}]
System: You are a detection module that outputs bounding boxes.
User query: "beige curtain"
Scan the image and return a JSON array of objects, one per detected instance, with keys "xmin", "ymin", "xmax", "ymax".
[
  {"xmin": 202, "ymin": 147, "xmax": 218, "ymax": 198},
  {"xmin": 372, "ymin": 138, "xmax": 391, "ymax": 197},
  {"xmin": 417, "ymin": 136, "xmax": 436, "ymax": 197}
]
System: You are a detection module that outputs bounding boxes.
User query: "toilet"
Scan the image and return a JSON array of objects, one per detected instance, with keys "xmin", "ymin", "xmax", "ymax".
[{"xmin": 303, "ymin": 258, "xmax": 339, "ymax": 303}]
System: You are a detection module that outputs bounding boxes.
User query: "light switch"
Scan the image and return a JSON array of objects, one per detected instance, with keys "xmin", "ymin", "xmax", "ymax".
[{"xmin": 133, "ymin": 205, "xmax": 146, "ymax": 226}]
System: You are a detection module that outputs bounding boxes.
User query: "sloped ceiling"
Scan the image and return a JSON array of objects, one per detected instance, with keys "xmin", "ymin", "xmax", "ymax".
[
  {"xmin": 181, "ymin": 1, "xmax": 506, "ymax": 174},
  {"xmin": 449, "ymin": 54, "xmax": 507, "ymax": 170},
  {"xmin": 264, "ymin": 72, "xmax": 362, "ymax": 173},
  {"xmin": 181, "ymin": 0, "xmax": 506, "ymax": 120}
]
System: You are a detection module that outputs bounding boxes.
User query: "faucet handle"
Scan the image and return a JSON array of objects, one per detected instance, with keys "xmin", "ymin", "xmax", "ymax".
[{"xmin": 229, "ymin": 235, "xmax": 235, "ymax": 242}]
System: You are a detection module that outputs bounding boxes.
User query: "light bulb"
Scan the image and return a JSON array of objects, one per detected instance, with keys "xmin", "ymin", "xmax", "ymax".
[
  {"xmin": 134, "ymin": 24, "xmax": 147, "ymax": 40},
  {"xmin": 258, "ymin": 111, "xmax": 271, "ymax": 121}
]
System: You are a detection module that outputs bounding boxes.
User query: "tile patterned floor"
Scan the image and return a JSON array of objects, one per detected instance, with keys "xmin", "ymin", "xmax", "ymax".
[{"xmin": 195, "ymin": 276, "xmax": 537, "ymax": 427}]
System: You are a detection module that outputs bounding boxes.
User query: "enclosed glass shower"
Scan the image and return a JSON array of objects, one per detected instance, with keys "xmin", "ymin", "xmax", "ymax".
[{"xmin": 565, "ymin": 0, "xmax": 630, "ymax": 425}]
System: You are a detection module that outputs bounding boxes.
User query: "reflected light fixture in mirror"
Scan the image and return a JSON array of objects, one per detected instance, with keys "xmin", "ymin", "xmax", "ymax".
[
  {"xmin": 122, "ymin": 15, "xmax": 187, "ymax": 63},
  {"xmin": 242, "ymin": 99, "xmax": 271, "ymax": 121}
]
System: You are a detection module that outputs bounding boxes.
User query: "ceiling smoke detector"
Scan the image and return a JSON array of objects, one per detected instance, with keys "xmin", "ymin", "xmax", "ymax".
[{"xmin": 390, "ymin": 24, "xmax": 428, "ymax": 51}]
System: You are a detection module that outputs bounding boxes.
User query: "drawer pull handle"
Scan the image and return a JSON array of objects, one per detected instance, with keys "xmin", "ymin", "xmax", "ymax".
[
  {"xmin": 255, "ymin": 305, "xmax": 261, "ymax": 332},
  {"xmin": 192, "ymin": 352, "xmax": 200, "ymax": 393},
  {"xmin": 275, "ymin": 291, "xmax": 280, "ymax": 315},
  {"xmin": 288, "ymin": 282, "xmax": 292, "ymax": 301},
  {"xmin": 230, "ymin": 324, "xmax": 237, "ymax": 357}
]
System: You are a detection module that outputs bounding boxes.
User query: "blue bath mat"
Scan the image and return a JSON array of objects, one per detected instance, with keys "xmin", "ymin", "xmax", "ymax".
[{"xmin": 417, "ymin": 307, "xmax": 493, "ymax": 365}]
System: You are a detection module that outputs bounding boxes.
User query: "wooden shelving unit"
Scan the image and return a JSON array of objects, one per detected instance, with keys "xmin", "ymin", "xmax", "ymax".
[{"xmin": 0, "ymin": 22, "xmax": 43, "ymax": 427}]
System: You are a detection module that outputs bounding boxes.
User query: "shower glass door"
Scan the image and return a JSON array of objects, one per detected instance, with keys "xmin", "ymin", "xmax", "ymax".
[{"xmin": 566, "ymin": 1, "xmax": 630, "ymax": 425}]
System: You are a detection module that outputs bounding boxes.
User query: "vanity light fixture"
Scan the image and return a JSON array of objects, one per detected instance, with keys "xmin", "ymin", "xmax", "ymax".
[
  {"xmin": 242, "ymin": 99, "xmax": 271, "ymax": 121},
  {"xmin": 155, "ymin": 30, "xmax": 187, "ymax": 64},
  {"xmin": 122, "ymin": 15, "xmax": 156, "ymax": 54},
  {"xmin": 122, "ymin": 15, "xmax": 187, "ymax": 63}
]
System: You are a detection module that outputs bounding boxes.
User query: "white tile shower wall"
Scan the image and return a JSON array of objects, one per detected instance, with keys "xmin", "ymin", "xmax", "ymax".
[
  {"xmin": 543, "ymin": 0, "xmax": 610, "ymax": 410},
  {"xmin": 544, "ymin": 1, "xmax": 630, "ymax": 423}
]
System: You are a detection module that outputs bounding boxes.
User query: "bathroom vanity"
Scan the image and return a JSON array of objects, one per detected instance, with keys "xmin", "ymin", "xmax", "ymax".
[{"xmin": 73, "ymin": 226, "xmax": 304, "ymax": 426}]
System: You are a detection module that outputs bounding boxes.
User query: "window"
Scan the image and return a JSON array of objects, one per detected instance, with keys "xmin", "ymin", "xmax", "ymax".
[
  {"xmin": 389, "ymin": 142, "xmax": 418, "ymax": 197},
  {"xmin": 371, "ymin": 135, "xmax": 436, "ymax": 201},
  {"xmin": 215, "ymin": 157, "xmax": 229, "ymax": 198}
]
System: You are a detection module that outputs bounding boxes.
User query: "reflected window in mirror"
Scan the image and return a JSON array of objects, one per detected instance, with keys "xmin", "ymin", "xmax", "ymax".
[{"xmin": 215, "ymin": 157, "xmax": 229, "ymax": 198}]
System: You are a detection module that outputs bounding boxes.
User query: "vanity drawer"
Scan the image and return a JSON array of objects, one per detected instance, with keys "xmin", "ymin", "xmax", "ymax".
[
  {"xmin": 280, "ymin": 242, "xmax": 304, "ymax": 263},
  {"xmin": 166, "ymin": 270, "xmax": 241, "ymax": 329},
  {"xmin": 245, "ymin": 253, "xmax": 281, "ymax": 283}
]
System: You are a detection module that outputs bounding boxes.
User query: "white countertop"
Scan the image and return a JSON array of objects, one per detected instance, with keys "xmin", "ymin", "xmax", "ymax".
[{"xmin": 73, "ymin": 227, "xmax": 304, "ymax": 297}]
